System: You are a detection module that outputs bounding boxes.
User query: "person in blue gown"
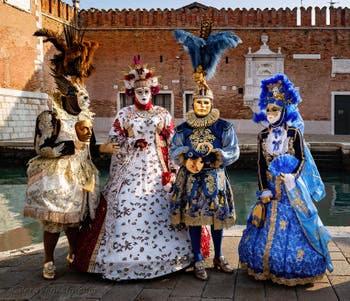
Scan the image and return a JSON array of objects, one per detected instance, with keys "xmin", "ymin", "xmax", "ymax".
[{"xmin": 238, "ymin": 73, "xmax": 333, "ymax": 286}]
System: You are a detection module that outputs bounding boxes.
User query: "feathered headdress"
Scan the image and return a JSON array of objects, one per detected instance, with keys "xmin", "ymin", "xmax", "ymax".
[
  {"xmin": 34, "ymin": 25, "xmax": 99, "ymax": 86},
  {"xmin": 123, "ymin": 56, "xmax": 160, "ymax": 97},
  {"xmin": 34, "ymin": 25, "xmax": 98, "ymax": 115},
  {"xmin": 253, "ymin": 73, "xmax": 304, "ymax": 133},
  {"xmin": 174, "ymin": 20, "xmax": 242, "ymax": 98}
]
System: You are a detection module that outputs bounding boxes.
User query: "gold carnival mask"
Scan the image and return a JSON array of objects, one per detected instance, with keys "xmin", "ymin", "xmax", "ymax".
[
  {"xmin": 75, "ymin": 119, "xmax": 93, "ymax": 142},
  {"xmin": 193, "ymin": 98, "xmax": 212, "ymax": 117},
  {"xmin": 185, "ymin": 157, "xmax": 204, "ymax": 174}
]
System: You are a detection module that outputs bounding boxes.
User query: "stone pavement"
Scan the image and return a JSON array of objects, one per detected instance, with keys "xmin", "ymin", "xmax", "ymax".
[{"xmin": 0, "ymin": 226, "xmax": 350, "ymax": 301}]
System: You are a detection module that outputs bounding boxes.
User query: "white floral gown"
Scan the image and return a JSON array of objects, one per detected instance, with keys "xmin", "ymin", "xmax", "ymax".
[{"xmin": 93, "ymin": 105, "xmax": 192, "ymax": 280}]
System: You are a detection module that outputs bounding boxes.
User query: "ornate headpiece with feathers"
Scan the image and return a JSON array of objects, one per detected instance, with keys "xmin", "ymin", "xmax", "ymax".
[
  {"xmin": 253, "ymin": 74, "xmax": 304, "ymax": 133},
  {"xmin": 123, "ymin": 56, "xmax": 160, "ymax": 98},
  {"xmin": 34, "ymin": 25, "xmax": 99, "ymax": 87},
  {"xmin": 34, "ymin": 25, "xmax": 99, "ymax": 114},
  {"xmin": 174, "ymin": 20, "xmax": 242, "ymax": 99}
]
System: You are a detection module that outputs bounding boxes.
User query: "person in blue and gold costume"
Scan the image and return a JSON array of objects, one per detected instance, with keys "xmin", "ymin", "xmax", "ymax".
[
  {"xmin": 170, "ymin": 85, "xmax": 240, "ymax": 280},
  {"xmin": 238, "ymin": 73, "xmax": 333, "ymax": 286},
  {"xmin": 171, "ymin": 20, "xmax": 241, "ymax": 281}
]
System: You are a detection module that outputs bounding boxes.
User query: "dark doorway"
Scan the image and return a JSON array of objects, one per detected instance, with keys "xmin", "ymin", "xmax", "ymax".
[{"xmin": 335, "ymin": 95, "xmax": 350, "ymax": 135}]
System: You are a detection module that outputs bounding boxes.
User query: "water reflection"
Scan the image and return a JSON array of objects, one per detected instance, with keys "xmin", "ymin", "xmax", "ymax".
[
  {"xmin": 229, "ymin": 169, "xmax": 350, "ymax": 226},
  {"xmin": 0, "ymin": 167, "xmax": 349, "ymax": 252},
  {"xmin": 0, "ymin": 185, "xmax": 34, "ymax": 251},
  {"xmin": 320, "ymin": 172, "xmax": 350, "ymax": 226}
]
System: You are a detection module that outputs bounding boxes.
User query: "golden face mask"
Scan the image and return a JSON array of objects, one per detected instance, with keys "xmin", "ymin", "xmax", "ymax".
[
  {"xmin": 75, "ymin": 120, "xmax": 93, "ymax": 142},
  {"xmin": 193, "ymin": 98, "xmax": 212, "ymax": 117},
  {"xmin": 185, "ymin": 157, "xmax": 204, "ymax": 174}
]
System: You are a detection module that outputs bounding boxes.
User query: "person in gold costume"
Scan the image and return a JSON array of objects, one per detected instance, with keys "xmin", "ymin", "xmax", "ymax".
[{"xmin": 23, "ymin": 26, "xmax": 117, "ymax": 280}]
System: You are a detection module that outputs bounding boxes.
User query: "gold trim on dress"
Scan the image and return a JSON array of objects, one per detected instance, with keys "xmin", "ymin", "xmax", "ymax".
[
  {"xmin": 240, "ymin": 262, "xmax": 325, "ymax": 286},
  {"xmin": 88, "ymin": 221, "xmax": 106, "ymax": 273},
  {"xmin": 263, "ymin": 198, "xmax": 278, "ymax": 275}
]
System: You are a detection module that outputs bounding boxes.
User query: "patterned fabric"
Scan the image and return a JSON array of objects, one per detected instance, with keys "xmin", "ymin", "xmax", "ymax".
[
  {"xmin": 41, "ymin": 221, "xmax": 80, "ymax": 233},
  {"xmin": 24, "ymin": 107, "xmax": 99, "ymax": 224},
  {"xmin": 170, "ymin": 117, "xmax": 239, "ymax": 230},
  {"xmin": 239, "ymin": 186, "xmax": 326, "ymax": 285},
  {"xmin": 171, "ymin": 167, "xmax": 235, "ymax": 229},
  {"xmin": 91, "ymin": 105, "xmax": 192, "ymax": 281},
  {"xmin": 238, "ymin": 125, "xmax": 331, "ymax": 286}
]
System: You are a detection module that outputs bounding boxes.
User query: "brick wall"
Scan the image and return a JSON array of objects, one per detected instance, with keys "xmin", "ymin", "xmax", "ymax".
[
  {"xmin": 0, "ymin": 1, "xmax": 349, "ymax": 139},
  {"xmin": 0, "ymin": 0, "xmax": 75, "ymax": 140},
  {"xmin": 0, "ymin": 0, "xmax": 41, "ymax": 91},
  {"xmin": 76, "ymin": 6, "xmax": 350, "ymax": 129},
  {"xmin": 78, "ymin": 6, "xmax": 350, "ymax": 28}
]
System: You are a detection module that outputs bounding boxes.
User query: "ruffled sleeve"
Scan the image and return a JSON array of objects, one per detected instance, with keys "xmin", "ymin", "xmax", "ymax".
[
  {"xmin": 170, "ymin": 124, "xmax": 190, "ymax": 166},
  {"xmin": 212, "ymin": 123, "xmax": 240, "ymax": 167},
  {"xmin": 34, "ymin": 110, "xmax": 74, "ymax": 158}
]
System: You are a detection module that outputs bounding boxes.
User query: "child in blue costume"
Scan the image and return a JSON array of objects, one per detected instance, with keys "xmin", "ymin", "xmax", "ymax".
[{"xmin": 238, "ymin": 74, "xmax": 333, "ymax": 286}]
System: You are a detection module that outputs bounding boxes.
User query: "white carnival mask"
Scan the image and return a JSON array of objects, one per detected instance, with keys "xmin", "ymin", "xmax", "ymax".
[
  {"xmin": 76, "ymin": 86, "xmax": 90, "ymax": 110},
  {"xmin": 266, "ymin": 104, "xmax": 282, "ymax": 125},
  {"xmin": 135, "ymin": 87, "xmax": 151, "ymax": 105}
]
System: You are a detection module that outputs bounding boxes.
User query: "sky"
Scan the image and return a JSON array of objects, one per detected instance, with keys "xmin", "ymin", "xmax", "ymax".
[{"xmin": 75, "ymin": 0, "xmax": 349, "ymax": 10}]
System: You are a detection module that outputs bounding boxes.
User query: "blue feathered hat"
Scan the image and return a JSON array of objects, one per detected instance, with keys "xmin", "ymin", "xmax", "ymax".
[
  {"xmin": 253, "ymin": 73, "xmax": 304, "ymax": 133},
  {"xmin": 174, "ymin": 20, "xmax": 242, "ymax": 99}
]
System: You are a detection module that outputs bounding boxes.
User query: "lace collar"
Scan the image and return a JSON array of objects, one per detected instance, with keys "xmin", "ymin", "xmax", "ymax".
[
  {"xmin": 186, "ymin": 109, "xmax": 220, "ymax": 128},
  {"xmin": 134, "ymin": 105, "xmax": 155, "ymax": 118}
]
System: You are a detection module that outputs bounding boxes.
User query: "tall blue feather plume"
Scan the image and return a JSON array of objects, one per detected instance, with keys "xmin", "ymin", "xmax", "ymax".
[
  {"xmin": 174, "ymin": 29, "xmax": 242, "ymax": 80},
  {"xmin": 173, "ymin": 30, "xmax": 205, "ymax": 71},
  {"xmin": 204, "ymin": 32, "xmax": 242, "ymax": 79}
]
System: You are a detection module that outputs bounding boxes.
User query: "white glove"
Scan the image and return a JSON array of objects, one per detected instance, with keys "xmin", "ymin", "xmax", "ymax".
[
  {"xmin": 259, "ymin": 189, "xmax": 273, "ymax": 203},
  {"xmin": 163, "ymin": 182, "xmax": 173, "ymax": 193},
  {"xmin": 39, "ymin": 144, "xmax": 65, "ymax": 158},
  {"xmin": 260, "ymin": 190, "xmax": 273, "ymax": 199},
  {"xmin": 282, "ymin": 173, "xmax": 296, "ymax": 191}
]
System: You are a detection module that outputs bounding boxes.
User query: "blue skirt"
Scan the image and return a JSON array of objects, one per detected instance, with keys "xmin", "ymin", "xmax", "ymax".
[
  {"xmin": 238, "ymin": 190, "xmax": 327, "ymax": 286},
  {"xmin": 170, "ymin": 167, "xmax": 235, "ymax": 229}
]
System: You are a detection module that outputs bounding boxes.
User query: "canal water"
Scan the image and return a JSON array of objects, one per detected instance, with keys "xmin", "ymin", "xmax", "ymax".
[{"xmin": 0, "ymin": 166, "xmax": 349, "ymax": 252}]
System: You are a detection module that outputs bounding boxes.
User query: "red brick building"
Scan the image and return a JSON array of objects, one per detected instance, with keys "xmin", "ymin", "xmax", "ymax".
[{"xmin": 0, "ymin": 0, "xmax": 349, "ymax": 140}]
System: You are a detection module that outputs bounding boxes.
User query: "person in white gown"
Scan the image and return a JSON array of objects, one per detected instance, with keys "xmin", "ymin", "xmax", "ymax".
[{"xmin": 73, "ymin": 57, "xmax": 192, "ymax": 281}]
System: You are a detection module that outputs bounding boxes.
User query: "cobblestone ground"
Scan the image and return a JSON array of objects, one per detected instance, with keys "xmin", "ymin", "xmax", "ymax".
[{"xmin": 0, "ymin": 233, "xmax": 349, "ymax": 301}]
